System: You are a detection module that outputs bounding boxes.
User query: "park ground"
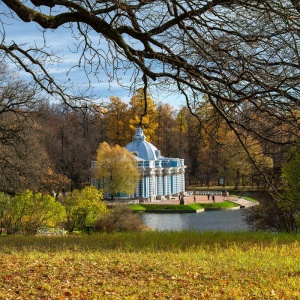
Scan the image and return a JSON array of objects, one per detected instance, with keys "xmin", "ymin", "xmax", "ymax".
[
  {"xmin": 0, "ymin": 231, "xmax": 299, "ymax": 299},
  {"xmin": 158, "ymin": 193, "xmax": 257, "ymax": 208}
]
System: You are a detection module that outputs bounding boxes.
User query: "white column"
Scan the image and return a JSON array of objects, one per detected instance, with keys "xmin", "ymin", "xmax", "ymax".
[
  {"xmin": 139, "ymin": 178, "xmax": 143, "ymax": 197},
  {"xmin": 141, "ymin": 175, "xmax": 145, "ymax": 198},
  {"xmin": 157, "ymin": 175, "xmax": 163, "ymax": 195},
  {"xmin": 163, "ymin": 175, "xmax": 167, "ymax": 196},
  {"xmin": 149, "ymin": 175, "xmax": 154, "ymax": 197},
  {"xmin": 176, "ymin": 170, "xmax": 180, "ymax": 193},
  {"xmin": 168, "ymin": 173, "xmax": 172, "ymax": 195},
  {"xmin": 153, "ymin": 174, "xmax": 157, "ymax": 197},
  {"xmin": 179, "ymin": 169, "xmax": 185, "ymax": 192},
  {"xmin": 145, "ymin": 175, "xmax": 149, "ymax": 198}
]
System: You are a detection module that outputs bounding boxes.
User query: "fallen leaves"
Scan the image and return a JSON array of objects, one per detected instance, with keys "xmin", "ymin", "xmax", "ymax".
[{"xmin": 0, "ymin": 235, "xmax": 299, "ymax": 299}]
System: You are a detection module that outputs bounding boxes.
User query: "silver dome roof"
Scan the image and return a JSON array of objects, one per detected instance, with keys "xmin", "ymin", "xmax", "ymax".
[{"xmin": 125, "ymin": 128, "xmax": 160, "ymax": 161}]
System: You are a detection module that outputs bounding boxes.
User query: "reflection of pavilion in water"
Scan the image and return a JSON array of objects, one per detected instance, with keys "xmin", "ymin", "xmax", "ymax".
[{"xmin": 91, "ymin": 127, "xmax": 186, "ymax": 201}]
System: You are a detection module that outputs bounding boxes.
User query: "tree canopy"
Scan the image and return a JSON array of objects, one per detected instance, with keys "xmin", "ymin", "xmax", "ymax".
[
  {"xmin": 1, "ymin": 1, "xmax": 299, "ymax": 151},
  {"xmin": 129, "ymin": 88, "xmax": 158, "ymax": 142}
]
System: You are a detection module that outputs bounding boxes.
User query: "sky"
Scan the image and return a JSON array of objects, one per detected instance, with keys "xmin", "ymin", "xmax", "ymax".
[{"xmin": 1, "ymin": 5, "xmax": 185, "ymax": 108}]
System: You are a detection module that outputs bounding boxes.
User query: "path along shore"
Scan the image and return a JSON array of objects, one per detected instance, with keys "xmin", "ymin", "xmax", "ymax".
[{"xmin": 160, "ymin": 194, "xmax": 257, "ymax": 208}]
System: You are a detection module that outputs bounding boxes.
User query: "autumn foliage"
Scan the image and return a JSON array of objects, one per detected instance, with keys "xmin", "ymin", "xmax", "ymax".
[
  {"xmin": 0, "ymin": 186, "xmax": 107, "ymax": 234},
  {"xmin": 0, "ymin": 232, "xmax": 299, "ymax": 299},
  {"xmin": 94, "ymin": 142, "xmax": 140, "ymax": 199}
]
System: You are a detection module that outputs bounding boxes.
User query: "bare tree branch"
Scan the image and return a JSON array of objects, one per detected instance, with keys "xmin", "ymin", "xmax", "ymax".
[{"xmin": 1, "ymin": 0, "xmax": 300, "ymax": 147}]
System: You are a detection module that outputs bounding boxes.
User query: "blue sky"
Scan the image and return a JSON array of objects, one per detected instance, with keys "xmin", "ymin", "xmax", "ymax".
[{"xmin": 2, "ymin": 7, "xmax": 185, "ymax": 108}]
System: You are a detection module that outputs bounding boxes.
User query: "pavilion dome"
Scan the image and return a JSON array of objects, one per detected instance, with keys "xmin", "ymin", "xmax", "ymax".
[{"xmin": 125, "ymin": 127, "xmax": 160, "ymax": 161}]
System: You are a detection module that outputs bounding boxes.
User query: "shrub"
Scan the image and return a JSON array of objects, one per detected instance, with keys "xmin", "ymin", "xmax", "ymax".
[
  {"xmin": 94, "ymin": 206, "xmax": 146, "ymax": 233},
  {"xmin": 63, "ymin": 186, "xmax": 107, "ymax": 233},
  {"xmin": 0, "ymin": 190, "xmax": 65, "ymax": 235}
]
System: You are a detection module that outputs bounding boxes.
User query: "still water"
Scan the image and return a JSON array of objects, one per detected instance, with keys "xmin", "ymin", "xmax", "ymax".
[{"xmin": 141, "ymin": 209, "xmax": 251, "ymax": 231}]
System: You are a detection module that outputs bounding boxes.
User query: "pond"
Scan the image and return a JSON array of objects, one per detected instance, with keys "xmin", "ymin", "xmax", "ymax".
[{"xmin": 141, "ymin": 209, "xmax": 251, "ymax": 231}]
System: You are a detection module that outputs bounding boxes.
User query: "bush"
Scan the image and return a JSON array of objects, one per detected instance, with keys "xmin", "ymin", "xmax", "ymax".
[
  {"xmin": 0, "ymin": 190, "xmax": 65, "ymax": 235},
  {"xmin": 94, "ymin": 206, "xmax": 147, "ymax": 233},
  {"xmin": 245, "ymin": 194, "xmax": 299, "ymax": 233},
  {"xmin": 63, "ymin": 186, "xmax": 107, "ymax": 233}
]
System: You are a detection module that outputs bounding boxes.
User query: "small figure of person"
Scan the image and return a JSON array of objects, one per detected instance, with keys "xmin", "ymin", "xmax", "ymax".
[
  {"xmin": 207, "ymin": 194, "xmax": 210, "ymax": 200},
  {"xmin": 212, "ymin": 194, "xmax": 215, "ymax": 203},
  {"xmin": 180, "ymin": 196, "xmax": 185, "ymax": 205},
  {"xmin": 194, "ymin": 195, "xmax": 196, "ymax": 203}
]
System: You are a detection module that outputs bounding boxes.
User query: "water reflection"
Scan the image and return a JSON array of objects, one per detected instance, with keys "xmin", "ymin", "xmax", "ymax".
[{"xmin": 141, "ymin": 209, "xmax": 251, "ymax": 231}]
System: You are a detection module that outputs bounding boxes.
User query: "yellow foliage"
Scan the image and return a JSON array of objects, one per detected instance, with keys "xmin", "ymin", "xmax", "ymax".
[
  {"xmin": 129, "ymin": 88, "xmax": 158, "ymax": 142},
  {"xmin": 95, "ymin": 142, "xmax": 140, "ymax": 196},
  {"xmin": 103, "ymin": 96, "xmax": 131, "ymax": 146}
]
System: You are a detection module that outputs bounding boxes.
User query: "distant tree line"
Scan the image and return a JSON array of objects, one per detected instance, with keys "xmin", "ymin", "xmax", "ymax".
[
  {"xmin": 0, "ymin": 66, "xmax": 287, "ymax": 195},
  {"xmin": 0, "ymin": 65, "xmax": 298, "ymax": 233}
]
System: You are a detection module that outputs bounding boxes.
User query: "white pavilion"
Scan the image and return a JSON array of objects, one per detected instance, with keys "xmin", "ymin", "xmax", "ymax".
[{"xmin": 91, "ymin": 127, "xmax": 186, "ymax": 201}]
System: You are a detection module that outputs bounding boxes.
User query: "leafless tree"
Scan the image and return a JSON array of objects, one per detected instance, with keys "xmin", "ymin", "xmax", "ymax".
[
  {"xmin": 37, "ymin": 102, "xmax": 104, "ymax": 189},
  {"xmin": 2, "ymin": 1, "xmax": 300, "ymax": 184},
  {"xmin": 2, "ymin": 1, "xmax": 299, "ymax": 134},
  {"xmin": 0, "ymin": 63, "xmax": 42, "ymax": 191}
]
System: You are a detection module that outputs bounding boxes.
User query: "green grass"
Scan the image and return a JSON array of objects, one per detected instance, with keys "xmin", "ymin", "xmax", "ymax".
[
  {"xmin": 127, "ymin": 204, "xmax": 148, "ymax": 211},
  {"xmin": 129, "ymin": 201, "xmax": 237, "ymax": 212},
  {"xmin": 242, "ymin": 196, "xmax": 258, "ymax": 202},
  {"xmin": 201, "ymin": 201, "xmax": 239, "ymax": 209},
  {"xmin": 230, "ymin": 195, "xmax": 258, "ymax": 202},
  {"xmin": 129, "ymin": 203, "xmax": 203, "ymax": 211},
  {"xmin": 0, "ymin": 232, "xmax": 299, "ymax": 299}
]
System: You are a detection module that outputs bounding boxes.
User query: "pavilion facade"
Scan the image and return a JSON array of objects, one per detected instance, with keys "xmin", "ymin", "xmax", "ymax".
[{"xmin": 91, "ymin": 127, "xmax": 186, "ymax": 201}]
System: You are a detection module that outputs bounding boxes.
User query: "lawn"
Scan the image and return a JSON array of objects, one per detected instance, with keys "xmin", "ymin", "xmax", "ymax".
[
  {"xmin": 200, "ymin": 201, "xmax": 239, "ymax": 210},
  {"xmin": 129, "ymin": 203, "xmax": 201, "ymax": 211},
  {"xmin": 129, "ymin": 201, "xmax": 238, "ymax": 212},
  {"xmin": 0, "ymin": 231, "xmax": 299, "ymax": 299}
]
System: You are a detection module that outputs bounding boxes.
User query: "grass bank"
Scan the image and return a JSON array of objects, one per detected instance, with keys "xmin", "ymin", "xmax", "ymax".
[
  {"xmin": 129, "ymin": 201, "xmax": 238, "ymax": 212},
  {"xmin": 0, "ymin": 231, "xmax": 299, "ymax": 299}
]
